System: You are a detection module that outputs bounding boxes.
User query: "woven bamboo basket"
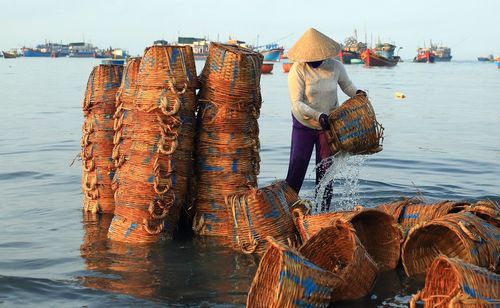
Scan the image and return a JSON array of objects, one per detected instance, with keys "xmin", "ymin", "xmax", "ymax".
[
  {"xmin": 81, "ymin": 64, "xmax": 123, "ymax": 214},
  {"xmin": 247, "ymin": 236, "xmax": 342, "ymax": 308},
  {"xmin": 194, "ymin": 42, "xmax": 263, "ymax": 241},
  {"xmin": 299, "ymin": 221, "xmax": 378, "ymax": 301},
  {"xmin": 402, "ymin": 212, "xmax": 500, "ymax": 276},
  {"xmin": 399, "ymin": 200, "xmax": 469, "ymax": 231},
  {"xmin": 109, "ymin": 45, "xmax": 197, "ymax": 243},
  {"xmin": 465, "ymin": 200, "xmax": 499, "ymax": 227},
  {"xmin": 225, "ymin": 181, "xmax": 299, "ymax": 254},
  {"xmin": 325, "ymin": 95, "xmax": 384, "ymax": 155},
  {"xmin": 409, "ymin": 256, "xmax": 500, "ymax": 308},
  {"xmin": 293, "ymin": 208, "xmax": 402, "ymax": 271}
]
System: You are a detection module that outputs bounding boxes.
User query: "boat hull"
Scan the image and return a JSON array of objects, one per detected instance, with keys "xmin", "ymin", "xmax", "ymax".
[
  {"xmin": 2, "ymin": 51, "xmax": 17, "ymax": 58},
  {"xmin": 22, "ymin": 49, "xmax": 51, "ymax": 57},
  {"xmin": 261, "ymin": 48, "xmax": 282, "ymax": 62},
  {"xmin": 361, "ymin": 50, "xmax": 399, "ymax": 67},
  {"xmin": 69, "ymin": 52, "xmax": 95, "ymax": 58},
  {"xmin": 261, "ymin": 63, "xmax": 274, "ymax": 74},
  {"xmin": 414, "ymin": 52, "xmax": 435, "ymax": 63},
  {"xmin": 435, "ymin": 56, "xmax": 452, "ymax": 62},
  {"xmin": 339, "ymin": 50, "xmax": 361, "ymax": 64},
  {"xmin": 282, "ymin": 62, "xmax": 293, "ymax": 73}
]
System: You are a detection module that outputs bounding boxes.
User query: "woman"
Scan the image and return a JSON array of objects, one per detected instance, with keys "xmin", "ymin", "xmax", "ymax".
[{"xmin": 285, "ymin": 28, "xmax": 366, "ymax": 211}]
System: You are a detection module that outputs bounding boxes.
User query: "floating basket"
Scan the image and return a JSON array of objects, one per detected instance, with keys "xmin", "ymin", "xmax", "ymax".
[
  {"xmin": 81, "ymin": 64, "xmax": 123, "ymax": 214},
  {"xmin": 194, "ymin": 43, "xmax": 263, "ymax": 240},
  {"xmin": 402, "ymin": 212, "xmax": 500, "ymax": 276},
  {"xmin": 247, "ymin": 237, "xmax": 342, "ymax": 308},
  {"xmin": 465, "ymin": 200, "xmax": 499, "ymax": 228},
  {"xmin": 325, "ymin": 95, "xmax": 384, "ymax": 155},
  {"xmin": 225, "ymin": 181, "xmax": 299, "ymax": 254},
  {"xmin": 292, "ymin": 207, "xmax": 401, "ymax": 270},
  {"xmin": 399, "ymin": 200, "xmax": 469, "ymax": 231},
  {"xmin": 410, "ymin": 256, "xmax": 500, "ymax": 308},
  {"xmin": 299, "ymin": 221, "xmax": 378, "ymax": 301},
  {"xmin": 109, "ymin": 45, "xmax": 197, "ymax": 243}
]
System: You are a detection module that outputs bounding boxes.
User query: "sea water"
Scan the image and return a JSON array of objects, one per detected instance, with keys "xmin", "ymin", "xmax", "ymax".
[{"xmin": 1, "ymin": 57, "xmax": 499, "ymax": 307}]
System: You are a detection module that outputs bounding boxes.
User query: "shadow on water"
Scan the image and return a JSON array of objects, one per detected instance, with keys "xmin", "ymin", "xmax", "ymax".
[
  {"xmin": 79, "ymin": 213, "xmax": 425, "ymax": 307},
  {"xmin": 79, "ymin": 213, "xmax": 257, "ymax": 306}
]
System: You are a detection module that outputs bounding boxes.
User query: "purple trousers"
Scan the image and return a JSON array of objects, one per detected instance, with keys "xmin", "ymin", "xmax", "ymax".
[{"xmin": 285, "ymin": 116, "xmax": 333, "ymax": 210}]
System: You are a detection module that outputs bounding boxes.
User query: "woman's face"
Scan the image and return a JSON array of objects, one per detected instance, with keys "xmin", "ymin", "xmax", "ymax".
[{"xmin": 307, "ymin": 60, "xmax": 323, "ymax": 68}]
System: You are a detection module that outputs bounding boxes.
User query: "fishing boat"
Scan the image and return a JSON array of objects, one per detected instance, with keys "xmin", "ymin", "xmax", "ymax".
[
  {"xmin": 2, "ymin": 50, "xmax": 17, "ymax": 58},
  {"xmin": 361, "ymin": 42, "xmax": 399, "ymax": 67},
  {"xmin": 496, "ymin": 56, "xmax": 500, "ymax": 69},
  {"xmin": 258, "ymin": 43, "xmax": 283, "ymax": 62},
  {"xmin": 282, "ymin": 62, "xmax": 293, "ymax": 73},
  {"xmin": 178, "ymin": 36, "xmax": 209, "ymax": 60},
  {"xmin": 261, "ymin": 63, "xmax": 274, "ymax": 74},
  {"xmin": 21, "ymin": 43, "xmax": 69, "ymax": 57},
  {"xmin": 68, "ymin": 42, "xmax": 98, "ymax": 58},
  {"xmin": 413, "ymin": 48, "xmax": 435, "ymax": 63},
  {"xmin": 430, "ymin": 41, "xmax": 452, "ymax": 61},
  {"xmin": 339, "ymin": 31, "xmax": 366, "ymax": 64},
  {"xmin": 477, "ymin": 55, "xmax": 494, "ymax": 62}
]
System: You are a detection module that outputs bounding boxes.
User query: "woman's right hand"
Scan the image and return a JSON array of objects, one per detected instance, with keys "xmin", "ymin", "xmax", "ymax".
[{"xmin": 319, "ymin": 113, "xmax": 330, "ymax": 130}]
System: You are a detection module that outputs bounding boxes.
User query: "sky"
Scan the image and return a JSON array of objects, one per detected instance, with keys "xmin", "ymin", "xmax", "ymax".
[{"xmin": 1, "ymin": 0, "xmax": 499, "ymax": 60}]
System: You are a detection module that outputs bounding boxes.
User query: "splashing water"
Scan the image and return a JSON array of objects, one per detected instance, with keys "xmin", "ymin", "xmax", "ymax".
[{"xmin": 306, "ymin": 152, "xmax": 367, "ymax": 214}]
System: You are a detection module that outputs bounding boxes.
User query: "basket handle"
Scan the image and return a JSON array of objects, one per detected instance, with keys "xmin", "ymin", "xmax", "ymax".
[{"xmin": 458, "ymin": 221, "xmax": 482, "ymax": 243}]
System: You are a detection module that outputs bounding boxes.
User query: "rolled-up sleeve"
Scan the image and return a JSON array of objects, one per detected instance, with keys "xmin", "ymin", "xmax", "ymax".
[
  {"xmin": 337, "ymin": 63, "xmax": 357, "ymax": 98},
  {"xmin": 288, "ymin": 64, "xmax": 322, "ymax": 120}
]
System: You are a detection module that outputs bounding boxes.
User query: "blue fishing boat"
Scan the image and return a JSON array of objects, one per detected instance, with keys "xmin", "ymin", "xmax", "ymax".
[
  {"xmin": 22, "ymin": 43, "xmax": 69, "ymax": 57},
  {"xmin": 68, "ymin": 42, "xmax": 98, "ymax": 58},
  {"xmin": 258, "ymin": 43, "xmax": 283, "ymax": 62},
  {"xmin": 477, "ymin": 55, "xmax": 494, "ymax": 62}
]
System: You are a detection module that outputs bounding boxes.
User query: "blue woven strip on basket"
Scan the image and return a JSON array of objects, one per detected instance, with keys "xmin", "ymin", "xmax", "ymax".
[
  {"xmin": 338, "ymin": 116, "xmax": 362, "ymax": 135},
  {"xmin": 279, "ymin": 270, "xmax": 331, "ymax": 299},
  {"xmin": 262, "ymin": 189, "xmax": 279, "ymax": 219},
  {"xmin": 198, "ymin": 158, "xmax": 224, "ymax": 172},
  {"xmin": 338, "ymin": 126, "xmax": 376, "ymax": 143},
  {"xmin": 210, "ymin": 201, "xmax": 224, "ymax": 211},
  {"xmin": 170, "ymin": 49, "xmax": 179, "ymax": 68},
  {"xmin": 203, "ymin": 213, "xmax": 222, "ymax": 223},
  {"xmin": 125, "ymin": 222, "xmax": 138, "ymax": 238},
  {"xmin": 231, "ymin": 159, "xmax": 238, "ymax": 173},
  {"xmin": 462, "ymin": 284, "xmax": 496, "ymax": 303}
]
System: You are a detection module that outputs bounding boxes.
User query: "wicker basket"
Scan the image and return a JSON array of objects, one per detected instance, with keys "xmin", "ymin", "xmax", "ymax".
[
  {"xmin": 247, "ymin": 236, "xmax": 342, "ymax": 308},
  {"xmin": 81, "ymin": 64, "xmax": 124, "ymax": 214},
  {"xmin": 293, "ymin": 207, "xmax": 401, "ymax": 270},
  {"xmin": 194, "ymin": 42, "xmax": 263, "ymax": 240},
  {"xmin": 299, "ymin": 221, "xmax": 378, "ymax": 301},
  {"xmin": 402, "ymin": 212, "xmax": 500, "ymax": 276},
  {"xmin": 325, "ymin": 95, "xmax": 384, "ymax": 155},
  {"xmin": 410, "ymin": 256, "xmax": 500, "ymax": 308},
  {"xmin": 399, "ymin": 200, "xmax": 469, "ymax": 231},
  {"xmin": 375, "ymin": 198, "xmax": 419, "ymax": 222},
  {"xmin": 225, "ymin": 181, "xmax": 299, "ymax": 254},
  {"xmin": 465, "ymin": 200, "xmax": 499, "ymax": 228}
]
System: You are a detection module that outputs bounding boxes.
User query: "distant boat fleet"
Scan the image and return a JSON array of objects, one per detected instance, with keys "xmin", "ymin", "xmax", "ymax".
[
  {"xmin": 3, "ymin": 37, "xmax": 499, "ymax": 70},
  {"xmin": 1, "ymin": 41, "xmax": 128, "ymax": 59}
]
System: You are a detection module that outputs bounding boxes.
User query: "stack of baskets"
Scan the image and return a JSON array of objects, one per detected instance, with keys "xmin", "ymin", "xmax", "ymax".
[
  {"xmin": 81, "ymin": 64, "xmax": 123, "ymax": 214},
  {"xmin": 108, "ymin": 45, "xmax": 198, "ymax": 243},
  {"xmin": 194, "ymin": 43, "xmax": 263, "ymax": 239},
  {"xmin": 225, "ymin": 180, "xmax": 299, "ymax": 254},
  {"xmin": 325, "ymin": 94, "xmax": 384, "ymax": 155}
]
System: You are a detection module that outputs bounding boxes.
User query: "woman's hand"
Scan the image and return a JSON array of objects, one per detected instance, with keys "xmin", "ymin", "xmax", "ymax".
[
  {"xmin": 319, "ymin": 113, "xmax": 330, "ymax": 130},
  {"xmin": 356, "ymin": 89, "xmax": 367, "ymax": 97}
]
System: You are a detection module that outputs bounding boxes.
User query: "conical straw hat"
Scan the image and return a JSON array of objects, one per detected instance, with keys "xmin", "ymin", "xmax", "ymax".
[{"xmin": 287, "ymin": 28, "xmax": 341, "ymax": 62}]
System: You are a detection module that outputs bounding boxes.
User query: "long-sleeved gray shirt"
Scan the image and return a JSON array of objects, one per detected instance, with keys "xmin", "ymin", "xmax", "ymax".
[{"xmin": 288, "ymin": 58, "xmax": 357, "ymax": 129}]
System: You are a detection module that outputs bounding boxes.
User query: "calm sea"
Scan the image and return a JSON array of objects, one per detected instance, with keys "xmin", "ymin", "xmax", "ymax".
[{"xmin": 0, "ymin": 57, "xmax": 499, "ymax": 307}]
